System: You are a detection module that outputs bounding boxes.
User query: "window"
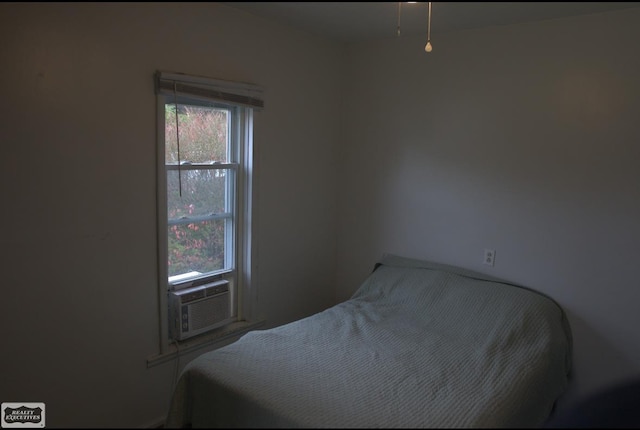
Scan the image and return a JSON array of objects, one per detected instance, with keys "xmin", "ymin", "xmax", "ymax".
[{"xmin": 154, "ymin": 71, "xmax": 263, "ymax": 351}]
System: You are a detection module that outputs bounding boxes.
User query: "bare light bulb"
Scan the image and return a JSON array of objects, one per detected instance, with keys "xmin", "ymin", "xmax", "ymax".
[
  {"xmin": 424, "ymin": 2, "xmax": 433, "ymax": 54},
  {"xmin": 425, "ymin": 41, "xmax": 433, "ymax": 53}
]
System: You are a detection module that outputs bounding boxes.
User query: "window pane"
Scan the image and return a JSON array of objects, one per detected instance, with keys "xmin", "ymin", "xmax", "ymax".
[
  {"xmin": 167, "ymin": 169, "xmax": 228, "ymax": 219},
  {"xmin": 165, "ymin": 104, "xmax": 229, "ymax": 163},
  {"xmin": 167, "ymin": 219, "xmax": 228, "ymax": 277}
]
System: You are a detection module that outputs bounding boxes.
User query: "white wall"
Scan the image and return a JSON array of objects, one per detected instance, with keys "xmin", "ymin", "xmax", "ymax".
[
  {"xmin": 337, "ymin": 8, "xmax": 640, "ymax": 411},
  {"xmin": 0, "ymin": 3, "xmax": 341, "ymax": 428}
]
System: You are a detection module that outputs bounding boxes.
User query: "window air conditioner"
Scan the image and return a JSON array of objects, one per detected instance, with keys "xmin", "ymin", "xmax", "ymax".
[{"xmin": 169, "ymin": 280, "xmax": 232, "ymax": 341}]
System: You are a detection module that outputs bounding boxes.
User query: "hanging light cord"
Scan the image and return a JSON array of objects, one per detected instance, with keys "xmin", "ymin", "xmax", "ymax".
[
  {"xmin": 428, "ymin": 2, "xmax": 432, "ymax": 41},
  {"xmin": 397, "ymin": 2, "xmax": 402, "ymax": 36},
  {"xmin": 173, "ymin": 82, "xmax": 183, "ymax": 197},
  {"xmin": 425, "ymin": 2, "xmax": 433, "ymax": 53}
]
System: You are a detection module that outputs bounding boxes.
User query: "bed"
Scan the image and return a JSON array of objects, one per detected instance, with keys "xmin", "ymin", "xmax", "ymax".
[{"xmin": 165, "ymin": 254, "xmax": 572, "ymax": 428}]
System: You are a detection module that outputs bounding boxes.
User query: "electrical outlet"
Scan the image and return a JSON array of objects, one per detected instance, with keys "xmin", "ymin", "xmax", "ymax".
[{"xmin": 483, "ymin": 249, "xmax": 495, "ymax": 266}]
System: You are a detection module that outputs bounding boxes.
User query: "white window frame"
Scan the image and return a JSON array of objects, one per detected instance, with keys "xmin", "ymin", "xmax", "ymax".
[{"xmin": 151, "ymin": 71, "xmax": 263, "ymax": 358}]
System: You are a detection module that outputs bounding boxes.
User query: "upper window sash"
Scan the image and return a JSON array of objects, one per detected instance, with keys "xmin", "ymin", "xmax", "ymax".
[{"xmin": 167, "ymin": 213, "xmax": 233, "ymax": 226}]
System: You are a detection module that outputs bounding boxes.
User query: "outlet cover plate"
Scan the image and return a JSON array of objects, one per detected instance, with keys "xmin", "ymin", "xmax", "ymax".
[{"xmin": 483, "ymin": 249, "xmax": 495, "ymax": 266}]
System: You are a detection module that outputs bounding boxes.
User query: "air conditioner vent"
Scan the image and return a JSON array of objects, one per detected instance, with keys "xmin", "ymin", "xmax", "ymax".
[{"xmin": 169, "ymin": 279, "xmax": 233, "ymax": 340}]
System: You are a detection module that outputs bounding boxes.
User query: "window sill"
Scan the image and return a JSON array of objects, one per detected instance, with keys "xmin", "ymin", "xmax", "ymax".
[{"xmin": 146, "ymin": 319, "xmax": 265, "ymax": 368}]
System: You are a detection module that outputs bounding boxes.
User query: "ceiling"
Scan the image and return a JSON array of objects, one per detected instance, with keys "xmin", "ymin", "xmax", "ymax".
[{"xmin": 222, "ymin": 2, "xmax": 640, "ymax": 43}]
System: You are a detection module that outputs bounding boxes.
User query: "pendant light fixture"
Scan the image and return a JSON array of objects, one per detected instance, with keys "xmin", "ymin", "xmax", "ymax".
[
  {"xmin": 425, "ymin": 1, "xmax": 433, "ymax": 53},
  {"xmin": 396, "ymin": 2, "xmax": 433, "ymax": 54}
]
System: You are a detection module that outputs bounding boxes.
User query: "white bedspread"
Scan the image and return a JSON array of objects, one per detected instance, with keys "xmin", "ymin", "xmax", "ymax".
[{"xmin": 166, "ymin": 254, "xmax": 572, "ymax": 428}]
